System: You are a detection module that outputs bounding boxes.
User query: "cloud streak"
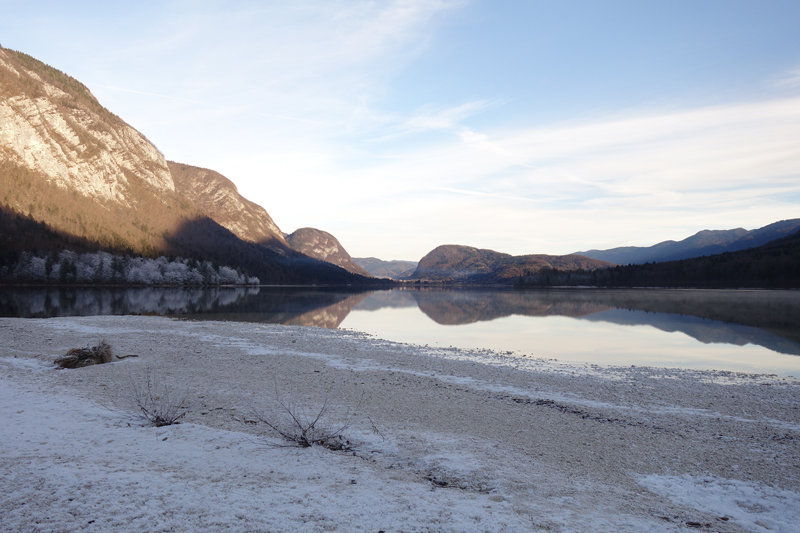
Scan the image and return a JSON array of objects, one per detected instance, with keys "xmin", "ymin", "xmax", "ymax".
[
  {"xmin": 770, "ymin": 66, "xmax": 800, "ymax": 89},
  {"xmin": 366, "ymin": 101, "xmax": 493, "ymax": 142}
]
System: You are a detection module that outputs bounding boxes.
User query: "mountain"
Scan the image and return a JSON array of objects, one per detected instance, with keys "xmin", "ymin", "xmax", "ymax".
[
  {"xmin": 0, "ymin": 46, "xmax": 178, "ymax": 255},
  {"xmin": 0, "ymin": 46, "xmax": 367, "ymax": 285},
  {"xmin": 526, "ymin": 227, "xmax": 800, "ymax": 289},
  {"xmin": 285, "ymin": 228, "xmax": 371, "ymax": 277},
  {"xmin": 352, "ymin": 257, "xmax": 417, "ymax": 279},
  {"xmin": 167, "ymin": 161, "xmax": 291, "ymax": 254},
  {"xmin": 720, "ymin": 219, "xmax": 800, "ymax": 252},
  {"xmin": 578, "ymin": 219, "xmax": 800, "ymax": 265},
  {"xmin": 410, "ymin": 244, "xmax": 614, "ymax": 283}
]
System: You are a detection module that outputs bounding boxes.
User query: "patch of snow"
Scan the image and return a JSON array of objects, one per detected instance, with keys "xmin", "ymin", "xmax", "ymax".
[
  {"xmin": 0, "ymin": 375, "xmax": 533, "ymax": 532},
  {"xmin": 0, "ymin": 356, "xmax": 52, "ymax": 370},
  {"xmin": 641, "ymin": 474, "xmax": 800, "ymax": 533}
]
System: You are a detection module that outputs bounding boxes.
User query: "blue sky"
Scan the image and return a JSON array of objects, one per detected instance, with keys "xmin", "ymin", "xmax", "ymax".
[{"xmin": 2, "ymin": 0, "xmax": 800, "ymax": 260}]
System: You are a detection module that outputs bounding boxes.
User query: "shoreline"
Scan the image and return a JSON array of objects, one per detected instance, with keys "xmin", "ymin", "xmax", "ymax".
[{"xmin": 2, "ymin": 315, "xmax": 799, "ymax": 532}]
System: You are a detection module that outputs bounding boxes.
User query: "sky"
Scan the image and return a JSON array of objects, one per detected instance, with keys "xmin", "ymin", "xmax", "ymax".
[{"xmin": 2, "ymin": 0, "xmax": 800, "ymax": 260}]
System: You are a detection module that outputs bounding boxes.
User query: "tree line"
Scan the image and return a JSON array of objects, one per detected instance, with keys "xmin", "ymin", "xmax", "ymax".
[
  {"xmin": 1, "ymin": 250, "xmax": 258, "ymax": 286},
  {"xmin": 515, "ymin": 229, "xmax": 800, "ymax": 289}
]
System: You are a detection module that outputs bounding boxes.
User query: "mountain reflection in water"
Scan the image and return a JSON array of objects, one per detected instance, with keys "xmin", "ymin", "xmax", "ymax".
[
  {"xmin": 2, "ymin": 286, "xmax": 799, "ymax": 362},
  {"xmin": 402, "ymin": 289, "xmax": 800, "ymax": 356},
  {"xmin": 0, "ymin": 287, "xmax": 367, "ymax": 329}
]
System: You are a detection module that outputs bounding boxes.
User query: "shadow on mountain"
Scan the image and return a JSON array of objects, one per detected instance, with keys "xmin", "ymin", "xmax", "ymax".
[
  {"xmin": 162, "ymin": 217, "xmax": 378, "ymax": 285},
  {"xmin": 579, "ymin": 218, "xmax": 800, "ymax": 265},
  {"xmin": 0, "ymin": 202, "xmax": 384, "ymax": 285},
  {"xmin": 0, "ymin": 204, "xmax": 117, "ymax": 264}
]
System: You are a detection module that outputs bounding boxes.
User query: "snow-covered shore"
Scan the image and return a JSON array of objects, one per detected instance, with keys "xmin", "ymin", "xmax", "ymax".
[{"xmin": 2, "ymin": 316, "xmax": 799, "ymax": 532}]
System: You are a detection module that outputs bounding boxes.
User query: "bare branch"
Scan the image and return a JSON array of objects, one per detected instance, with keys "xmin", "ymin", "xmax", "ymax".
[
  {"xmin": 126, "ymin": 368, "xmax": 191, "ymax": 427},
  {"xmin": 243, "ymin": 386, "xmax": 364, "ymax": 450}
]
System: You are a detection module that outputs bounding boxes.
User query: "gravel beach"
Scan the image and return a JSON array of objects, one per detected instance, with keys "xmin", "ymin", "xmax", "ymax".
[{"xmin": 2, "ymin": 315, "xmax": 799, "ymax": 532}]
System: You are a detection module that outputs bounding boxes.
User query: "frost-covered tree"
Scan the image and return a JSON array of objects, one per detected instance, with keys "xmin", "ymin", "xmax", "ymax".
[
  {"xmin": 12, "ymin": 253, "xmax": 48, "ymax": 282},
  {"xmin": 218, "ymin": 266, "xmax": 242, "ymax": 285},
  {"xmin": 1, "ymin": 250, "xmax": 259, "ymax": 286}
]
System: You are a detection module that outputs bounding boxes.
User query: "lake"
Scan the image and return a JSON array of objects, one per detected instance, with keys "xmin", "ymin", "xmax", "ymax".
[{"xmin": 2, "ymin": 286, "xmax": 799, "ymax": 377}]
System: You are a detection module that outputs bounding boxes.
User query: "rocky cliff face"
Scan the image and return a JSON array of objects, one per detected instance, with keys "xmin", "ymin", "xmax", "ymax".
[
  {"xmin": 0, "ymin": 48, "xmax": 173, "ymax": 207},
  {"xmin": 0, "ymin": 46, "xmax": 196, "ymax": 256},
  {"xmin": 286, "ymin": 228, "xmax": 371, "ymax": 277},
  {"xmin": 168, "ymin": 161, "xmax": 291, "ymax": 255},
  {"xmin": 412, "ymin": 244, "xmax": 614, "ymax": 283}
]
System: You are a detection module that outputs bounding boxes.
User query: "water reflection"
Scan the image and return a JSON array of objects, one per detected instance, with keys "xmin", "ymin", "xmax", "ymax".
[
  {"xmin": 408, "ymin": 290, "xmax": 612, "ymax": 324},
  {"xmin": 0, "ymin": 286, "xmax": 260, "ymax": 317},
  {"xmin": 0, "ymin": 287, "xmax": 368, "ymax": 328},
  {"xmin": 283, "ymin": 292, "xmax": 371, "ymax": 328},
  {"xmin": 2, "ymin": 287, "xmax": 799, "ymax": 370},
  {"xmin": 343, "ymin": 289, "xmax": 800, "ymax": 376},
  {"xmin": 401, "ymin": 289, "xmax": 800, "ymax": 356},
  {"xmin": 583, "ymin": 309, "xmax": 800, "ymax": 356}
]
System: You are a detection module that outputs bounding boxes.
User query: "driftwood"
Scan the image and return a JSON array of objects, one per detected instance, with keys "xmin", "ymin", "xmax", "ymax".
[{"xmin": 54, "ymin": 341, "xmax": 138, "ymax": 369}]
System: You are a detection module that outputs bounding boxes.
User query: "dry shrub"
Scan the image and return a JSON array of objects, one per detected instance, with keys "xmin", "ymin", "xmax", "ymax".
[
  {"xmin": 127, "ymin": 368, "xmax": 191, "ymax": 427},
  {"xmin": 247, "ymin": 389, "xmax": 364, "ymax": 450},
  {"xmin": 55, "ymin": 341, "xmax": 114, "ymax": 368}
]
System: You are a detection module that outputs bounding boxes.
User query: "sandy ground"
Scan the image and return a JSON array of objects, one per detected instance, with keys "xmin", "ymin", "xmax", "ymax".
[{"xmin": 1, "ymin": 315, "xmax": 799, "ymax": 532}]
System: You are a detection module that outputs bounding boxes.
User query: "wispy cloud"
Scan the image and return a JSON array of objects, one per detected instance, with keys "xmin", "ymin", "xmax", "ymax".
[
  {"xmin": 304, "ymin": 96, "xmax": 800, "ymax": 257},
  {"xmin": 769, "ymin": 66, "xmax": 800, "ymax": 89},
  {"xmin": 423, "ymin": 186, "xmax": 542, "ymax": 203},
  {"xmin": 94, "ymin": 85, "xmax": 210, "ymax": 106},
  {"xmin": 366, "ymin": 101, "xmax": 492, "ymax": 142},
  {"xmin": 80, "ymin": 1, "xmax": 468, "ymax": 153}
]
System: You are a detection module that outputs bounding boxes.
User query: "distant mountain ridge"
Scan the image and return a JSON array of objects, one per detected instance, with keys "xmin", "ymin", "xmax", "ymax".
[
  {"xmin": 411, "ymin": 244, "xmax": 614, "ymax": 283},
  {"xmin": 578, "ymin": 219, "xmax": 800, "ymax": 265},
  {"xmin": 352, "ymin": 257, "xmax": 417, "ymax": 279},
  {"xmin": 517, "ymin": 227, "xmax": 800, "ymax": 289}
]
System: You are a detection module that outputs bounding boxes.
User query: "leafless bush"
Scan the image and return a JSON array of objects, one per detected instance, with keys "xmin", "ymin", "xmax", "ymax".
[
  {"xmin": 246, "ymin": 388, "xmax": 364, "ymax": 450},
  {"xmin": 125, "ymin": 368, "xmax": 191, "ymax": 427}
]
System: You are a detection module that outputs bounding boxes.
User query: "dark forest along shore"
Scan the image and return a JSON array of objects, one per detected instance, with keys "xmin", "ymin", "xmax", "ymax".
[{"xmin": 2, "ymin": 286, "xmax": 799, "ymax": 377}]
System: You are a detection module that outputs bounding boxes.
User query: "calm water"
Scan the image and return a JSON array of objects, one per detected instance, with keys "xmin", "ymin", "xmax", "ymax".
[{"xmin": 2, "ymin": 286, "xmax": 799, "ymax": 377}]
